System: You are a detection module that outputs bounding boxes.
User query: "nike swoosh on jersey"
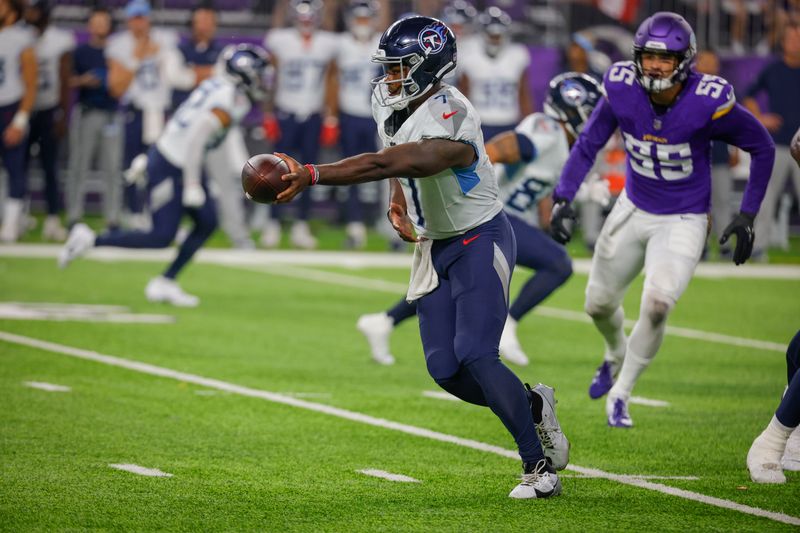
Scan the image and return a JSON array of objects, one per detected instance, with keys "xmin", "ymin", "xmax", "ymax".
[
  {"xmin": 462, "ymin": 234, "xmax": 480, "ymax": 245},
  {"xmin": 442, "ymin": 111, "xmax": 459, "ymax": 119}
]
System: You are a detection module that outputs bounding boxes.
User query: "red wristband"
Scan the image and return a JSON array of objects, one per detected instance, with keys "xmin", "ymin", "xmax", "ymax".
[{"xmin": 304, "ymin": 164, "xmax": 319, "ymax": 186}]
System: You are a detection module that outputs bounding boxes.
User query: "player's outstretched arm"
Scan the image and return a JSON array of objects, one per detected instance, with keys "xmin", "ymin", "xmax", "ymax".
[
  {"xmin": 711, "ymin": 103, "xmax": 776, "ymax": 264},
  {"xmin": 274, "ymin": 139, "xmax": 476, "ymax": 203}
]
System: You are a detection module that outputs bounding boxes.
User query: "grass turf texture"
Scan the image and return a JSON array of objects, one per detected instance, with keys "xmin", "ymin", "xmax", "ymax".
[{"xmin": 1, "ymin": 256, "xmax": 799, "ymax": 531}]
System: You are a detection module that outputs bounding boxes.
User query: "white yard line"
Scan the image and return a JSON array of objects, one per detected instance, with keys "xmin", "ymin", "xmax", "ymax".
[
  {"xmin": 108, "ymin": 463, "xmax": 173, "ymax": 477},
  {"xmin": 357, "ymin": 469, "xmax": 420, "ymax": 483},
  {"xmin": 630, "ymin": 396, "xmax": 671, "ymax": 408},
  {"xmin": 3, "ymin": 244, "xmax": 800, "ymax": 279},
  {"xmin": 1, "ymin": 330, "xmax": 798, "ymax": 527},
  {"xmin": 560, "ymin": 474, "xmax": 699, "ymax": 480},
  {"xmin": 23, "ymin": 381, "xmax": 71, "ymax": 392}
]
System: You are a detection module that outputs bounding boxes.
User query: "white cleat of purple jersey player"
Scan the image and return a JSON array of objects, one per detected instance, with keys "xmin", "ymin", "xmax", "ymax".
[{"xmin": 549, "ymin": 12, "xmax": 776, "ymax": 428}]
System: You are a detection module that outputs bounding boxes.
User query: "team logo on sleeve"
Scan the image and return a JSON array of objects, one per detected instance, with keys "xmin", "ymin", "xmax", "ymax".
[
  {"xmin": 418, "ymin": 23, "xmax": 447, "ymax": 55},
  {"xmin": 559, "ymin": 80, "xmax": 588, "ymax": 106}
]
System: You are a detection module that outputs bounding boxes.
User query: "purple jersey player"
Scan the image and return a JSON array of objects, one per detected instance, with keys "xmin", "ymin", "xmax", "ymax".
[{"xmin": 549, "ymin": 12, "xmax": 776, "ymax": 428}]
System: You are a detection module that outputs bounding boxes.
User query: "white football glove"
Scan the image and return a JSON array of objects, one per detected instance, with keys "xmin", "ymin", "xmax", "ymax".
[
  {"xmin": 182, "ymin": 182, "xmax": 206, "ymax": 208},
  {"xmin": 123, "ymin": 153, "xmax": 149, "ymax": 186},
  {"xmin": 575, "ymin": 174, "xmax": 611, "ymax": 207}
]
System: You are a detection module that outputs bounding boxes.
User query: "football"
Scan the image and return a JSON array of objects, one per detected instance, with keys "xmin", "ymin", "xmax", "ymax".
[{"xmin": 241, "ymin": 154, "xmax": 291, "ymax": 204}]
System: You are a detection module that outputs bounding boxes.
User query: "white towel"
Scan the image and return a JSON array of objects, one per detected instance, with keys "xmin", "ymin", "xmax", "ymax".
[{"xmin": 406, "ymin": 239, "xmax": 439, "ymax": 302}]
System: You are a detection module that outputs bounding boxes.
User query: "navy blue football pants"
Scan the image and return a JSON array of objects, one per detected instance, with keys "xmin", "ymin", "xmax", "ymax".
[
  {"xmin": 95, "ymin": 147, "xmax": 217, "ymax": 280},
  {"xmin": 388, "ymin": 212, "xmax": 572, "ymax": 326},
  {"xmin": 25, "ymin": 107, "xmax": 61, "ymax": 214},
  {"xmin": 776, "ymin": 329, "xmax": 800, "ymax": 428},
  {"xmin": 0, "ymin": 101, "xmax": 28, "ymax": 200},
  {"xmin": 340, "ymin": 113, "xmax": 377, "ymax": 224},
  {"xmin": 418, "ymin": 211, "xmax": 545, "ymax": 463}
]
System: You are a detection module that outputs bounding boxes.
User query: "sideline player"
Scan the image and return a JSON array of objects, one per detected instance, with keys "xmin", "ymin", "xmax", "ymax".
[
  {"xmin": 356, "ymin": 73, "xmax": 607, "ymax": 367},
  {"xmin": 24, "ymin": 0, "xmax": 75, "ymax": 241},
  {"xmin": 59, "ymin": 45, "xmax": 272, "ymax": 307},
  {"xmin": 0, "ymin": 0, "xmax": 36, "ymax": 243},
  {"xmin": 273, "ymin": 16, "xmax": 567, "ymax": 499},
  {"xmin": 549, "ymin": 12, "xmax": 776, "ymax": 427}
]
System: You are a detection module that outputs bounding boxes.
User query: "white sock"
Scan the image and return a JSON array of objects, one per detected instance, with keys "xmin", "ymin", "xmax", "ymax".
[
  {"xmin": 592, "ymin": 306, "xmax": 627, "ymax": 364},
  {"xmin": 766, "ymin": 415, "xmax": 794, "ymax": 441}
]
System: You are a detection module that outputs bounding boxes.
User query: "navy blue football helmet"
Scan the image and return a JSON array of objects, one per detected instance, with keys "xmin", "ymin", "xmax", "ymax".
[
  {"xmin": 543, "ymin": 72, "xmax": 603, "ymax": 139},
  {"xmin": 219, "ymin": 44, "xmax": 273, "ymax": 103},
  {"xmin": 371, "ymin": 16, "xmax": 457, "ymax": 110}
]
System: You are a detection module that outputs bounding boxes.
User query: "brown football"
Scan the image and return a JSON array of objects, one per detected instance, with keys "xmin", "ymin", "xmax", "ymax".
[{"xmin": 241, "ymin": 154, "xmax": 291, "ymax": 204}]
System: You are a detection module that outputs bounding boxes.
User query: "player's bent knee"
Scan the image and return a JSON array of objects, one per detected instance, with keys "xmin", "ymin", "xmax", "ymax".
[
  {"xmin": 642, "ymin": 292, "xmax": 673, "ymax": 327},
  {"xmin": 585, "ymin": 292, "xmax": 618, "ymax": 319},
  {"xmin": 150, "ymin": 230, "xmax": 177, "ymax": 248},
  {"xmin": 554, "ymin": 256, "xmax": 573, "ymax": 285}
]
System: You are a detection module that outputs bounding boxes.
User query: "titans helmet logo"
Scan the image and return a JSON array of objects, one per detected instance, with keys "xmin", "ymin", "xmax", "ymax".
[
  {"xmin": 559, "ymin": 80, "xmax": 588, "ymax": 106},
  {"xmin": 418, "ymin": 23, "xmax": 447, "ymax": 55}
]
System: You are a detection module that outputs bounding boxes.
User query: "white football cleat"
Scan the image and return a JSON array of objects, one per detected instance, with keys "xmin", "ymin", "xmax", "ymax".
[
  {"xmin": 499, "ymin": 317, "xmax": 529, "ymax": 366},
  {"xmin": 748, "ymin": 431, "xmax": 787, "ymax": 484},
  {"xmin": 290, "ymin": 220, "xmax": 317, "ymax": 250},
  {"xmin": 58, "ymin": 223, "xmax": 96, "ymax": 269},
  {"xmin": 260, "ymin": 219, "xmax": 281, "ymax": 248},
  {"xmin": 509, "ymin": 459, "xmax": 562, "ymax": 499},
  {"xmin": 606, "ymin": 395, "xmax": 633, "ymax": 428},
  {"xmin": 145, "ymin": 276, "xmax": 199, "ymax": 307},
  {"xmin": 345, "ymin": 221, "xmax": 367, "ymax": 249},
  {"xmin": 527, "ymin": 383, "xmax": 570, "ymax": 470},
  {"xmin": 42, "ymin": 215, "xmax": 67, "ymax": 242},
  {"xmin": 356, "ymin": 312, "xmax": 395, "ymax": 365},
  {"xmin": 781, "ymin": 426, "xmax": 800, "ymax": 472}
]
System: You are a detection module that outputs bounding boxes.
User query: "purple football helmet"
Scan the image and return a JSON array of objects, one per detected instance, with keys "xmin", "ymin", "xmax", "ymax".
[{"xmin": 632, "ymin": 11, "xmax": 696, "ymax": 93}]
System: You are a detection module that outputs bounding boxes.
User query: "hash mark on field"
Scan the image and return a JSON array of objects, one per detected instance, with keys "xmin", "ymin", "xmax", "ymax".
[
  {"xmin": 108, "ymin": 463, "xmax": 173, "ymax": 477},
  {"xmin": 423, "ymin": 390, "xmax": 460, "ymax": 402},
  {"xmin": 24, "ymin": 381, "xmax": 71, "ymax": 392},
  {"xmin": 357, "ymin": 469, "xmax": 420, "ymax": 483},
  {"xmin": 0, "ymin": 302, "xmax": 175, "ymax": 323},
  {"xmin": 2, "ymin": 330, "xmax": 798, "ymax": 528},
  {"xmin": 630, "ymin": 396, "xmax": 670, "ymax": 408}
]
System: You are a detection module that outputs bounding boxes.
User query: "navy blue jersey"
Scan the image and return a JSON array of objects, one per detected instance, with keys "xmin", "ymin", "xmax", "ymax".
[
  {"xmin": 746, "ymin": 60, "xmax": 800, "ymax": 146},
  {"xmin": 73, "ymin": 43, "xmax": 117, "ymax": 111},
  {"xmin": 171, "ymin": 38, "xmax": 224, "ymax": 110}
]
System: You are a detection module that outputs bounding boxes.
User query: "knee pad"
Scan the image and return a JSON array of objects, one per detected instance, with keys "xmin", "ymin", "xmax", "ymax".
[
  {"xmin": 585, "ymin": 284, "xmax": 620, "ymax": 319},
  {"xmin": 641, "ymin": 291, "xmax": 674, "ymax": 327}
]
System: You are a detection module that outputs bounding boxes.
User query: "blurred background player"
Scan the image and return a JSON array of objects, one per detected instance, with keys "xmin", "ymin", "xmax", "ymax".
[
  {"xmin": 0, "ymin": 0, "xmax": 36, "ymax": 243},
  {"xmin": 439, "ymin": 0, "xmax": 478, "ymax": 84},
  {"xmin": 274, "ymin": 16, "xmax": 567, "ymax": 499},
  {"xmin": 66, "ymin": 6, "xmax": 122, "ymax": 232},
  {"xmin": 172, "ymin": 2, "xmax": 254, "ymax": 249},
  {"xmin": 695, "ymin": 48, "xmax": 738, "ymax": 260},
  {"xmin": 107, "ymin": 0, "xmax": 178, "ymax": 230},
  {"xmin": 59, "ymin": 45, "xmax": 272, "ymax": 307},
  {"xmin": 260, "ymin": 0, "xmax": 338, "ymax": 249},
  {"xmin": 747, "ymin": 329, "xmax": 800, "ymax": 483},
  {"xmin": 23, "ymin": 0, "xmax": 74, "ymax": 242},
  {"xmin": 549, "ymin": 12, "xmax": 776, "ymax": 428},
  {"xmin": 326, "ymin": 0, "xmax": 381, "ymax": 249},
  {"xmin": 744, "ymin": 23, "xmax": 800, "ymax": 258},
  {"xmin": 458, "ymin": 6, "xmax": 532, "ymax": 140},
  {"xmin": 356, "ymin": 73, "xmax": 607, "ymax": 367}
]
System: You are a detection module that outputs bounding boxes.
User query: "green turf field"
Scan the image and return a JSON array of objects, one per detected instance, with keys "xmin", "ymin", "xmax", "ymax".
[{"xmin": 1, "ymin": 252, "xmax": 799, "ymax": 531}]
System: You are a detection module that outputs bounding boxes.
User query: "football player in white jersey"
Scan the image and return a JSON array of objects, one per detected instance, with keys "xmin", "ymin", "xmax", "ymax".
[
  {"xmin": 272, "ymin": 16, "xmax": 566, "ymax": 500},
  {"xmin": 23, "ymin": 0, "xmax": 75, "ymax": 241},
  {"xmin": 260, "ymin": 0, "xmax": 339, "ymax": 249},
  {"xmin": 60, "ymin": 45, "xmax": 272, "ymax": 307},
  {"xmin": 458, "ymin": 7, "xmax": 532, "ymax": 141},
  {"xmin": 327, "ymin": 0, "xmax": 381, "ymax": 248},
  {"xmin": 356, "ymin": 73, "xmax": 607, "ymax": 367},
  {"xmin": 0, "ymin": 0, "xmax": 37, "ymax": 243},
  {"xmin": 107, "ymin": 0, "xmax": 179, "ymax": 226}
]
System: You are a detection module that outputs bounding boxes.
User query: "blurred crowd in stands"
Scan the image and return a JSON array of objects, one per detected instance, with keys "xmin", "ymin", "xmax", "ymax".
[{"xmin": 1, "ymin": 0, "xmax": 798, "ymax": 258}]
